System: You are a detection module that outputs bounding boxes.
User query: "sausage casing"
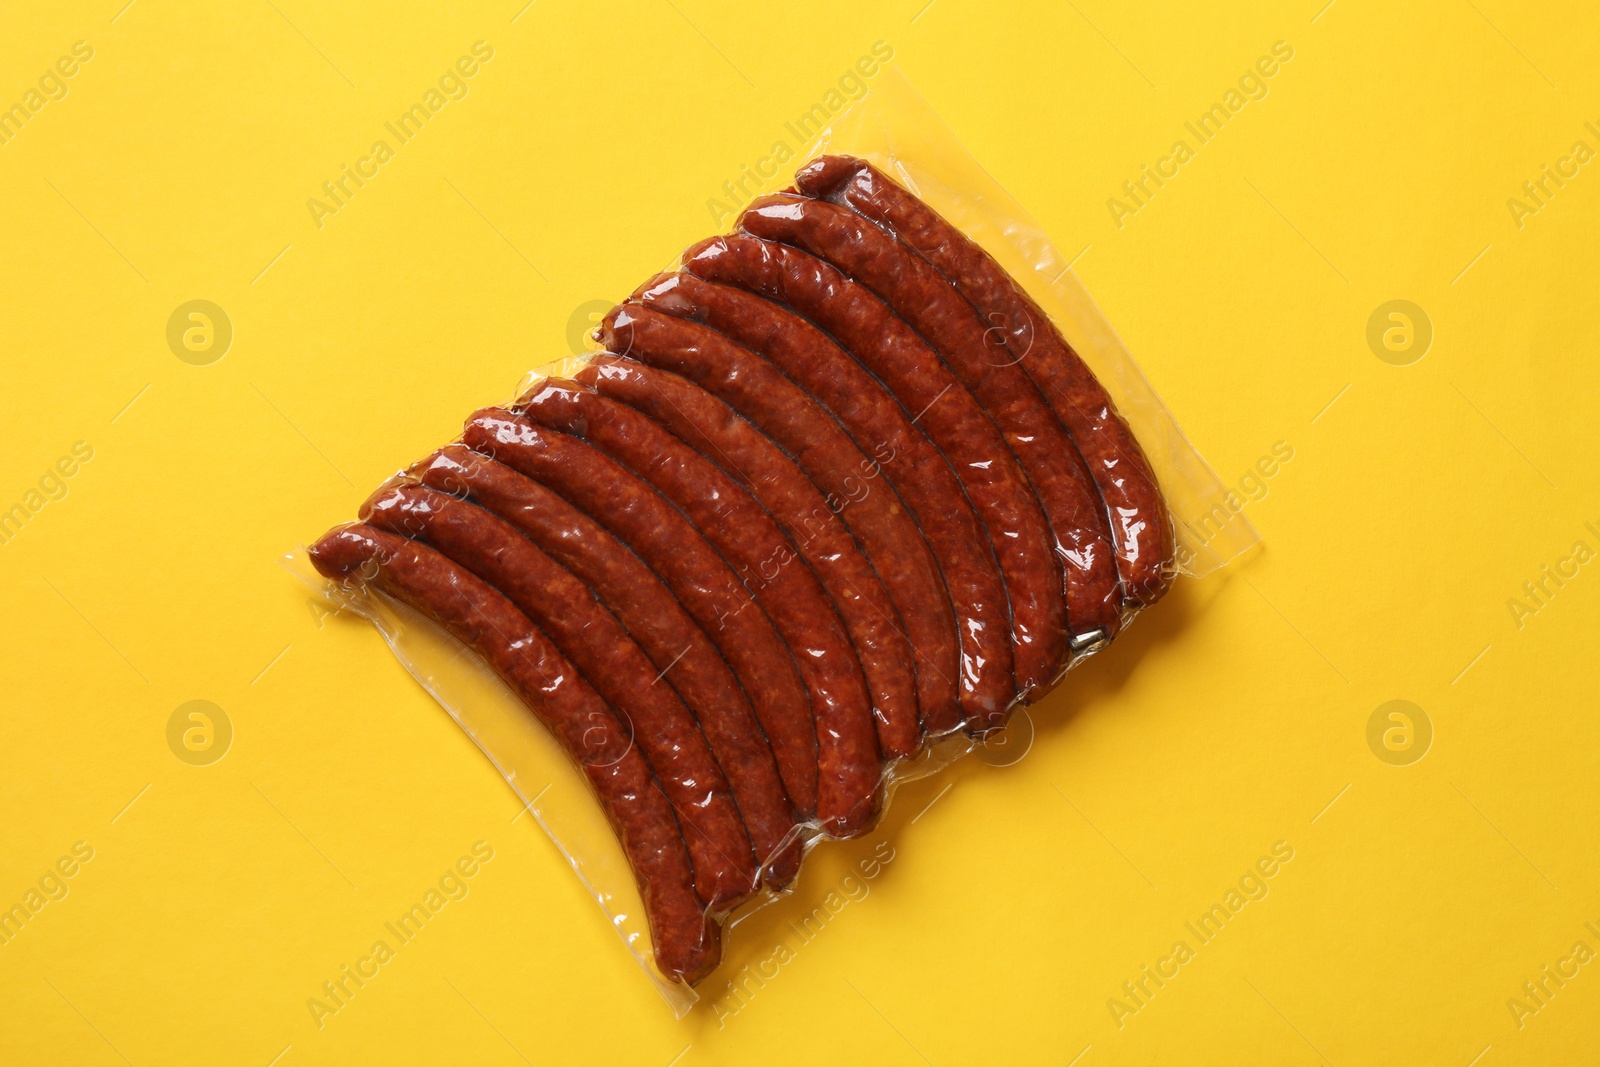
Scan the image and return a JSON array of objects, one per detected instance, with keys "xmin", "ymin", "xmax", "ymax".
[
  {"xmin": 797, "ymin": 155, "xmax": 1174, "ymax": 606},
  {"xmin": 576, "ymin": 352, "xmax": 924, "ymax": 759},
  {"xmin": 363, "ymin": 483, "xmax": 758, "ymax": 908},
  {"xmin": 461, "ymin": 408, "xmax": 823, "ymax": 821},
  {"xmin": 413, "ymin": 446, "xmax": 803, "ymax": 888},
  {"xmin": 515, "ymin": 381, "xmax": 882, "ymax": 838},
  {"xmin": 632, "ymin": 272, "xmax": 1012, "ymax": 732},
  {"xmin": 308, "ymin": 524, "xmax": 720, "ymax": 984},
  {"xmin": 739, "ymin": 191, "xmax": 1118, "ymax": 662},
  {"xmin": 684, "ymin": 235, "xmax": 1066, "ymax": 725}
]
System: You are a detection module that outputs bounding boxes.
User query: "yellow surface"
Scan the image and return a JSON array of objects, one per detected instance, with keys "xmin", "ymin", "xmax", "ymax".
[{"xmin": 2, "ymin": 1, "xmax": 1596, "ymax": 1063}]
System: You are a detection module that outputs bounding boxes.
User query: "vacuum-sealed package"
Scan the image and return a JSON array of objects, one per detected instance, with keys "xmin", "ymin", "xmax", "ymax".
[{"xmin": 289, "ymin": 67, "xmax": 1259, "ymax": 1015}]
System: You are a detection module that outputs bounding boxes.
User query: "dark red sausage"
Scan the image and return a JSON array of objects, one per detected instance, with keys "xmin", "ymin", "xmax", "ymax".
[
  {"xmin": 601, "ymin": 295, "xmax": 966, "ymax": 739},
  {"xmin": 363, "ymin": 483, "xmax": 757, "ymax": 908},
  {"xmin": 460, "ymin": 409, "xmax": 826, "ymax": 824},
  {"xmin": 575, "ymin": 353, "xmax": 923, "ymax": 758},
  {"xmin": 683, "ymin": 235, "xmax": 1063, "ymax": 724},
  {"xmin": 514, "ymin": 381, "xmax": 881, "ymax": 838},
  {"xmin": 308, "ymin": 524, "xmax": 719, "ymax": 984},
  {"xmin": 797, "ymin": 155, "xmax": 1175, "ymax": 607},
  {"xmin": 739, "ymin": 191, "xmax": 1119, "ymax": 656},
  {"xmin": 414, "ymin": 445, "xmax": 802, "ymax": 888}
]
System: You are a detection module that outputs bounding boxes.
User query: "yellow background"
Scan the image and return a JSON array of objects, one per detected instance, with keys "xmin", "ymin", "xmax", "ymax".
[{"xmin": 3, "ymin": 0, "xmax": 1596, "ymax": 1063}]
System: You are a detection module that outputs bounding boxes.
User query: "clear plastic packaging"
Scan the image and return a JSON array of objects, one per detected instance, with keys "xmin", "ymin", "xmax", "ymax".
[{"xmin": 287, "ymin": 67, "xmax": 1259, "ymax": 1016}]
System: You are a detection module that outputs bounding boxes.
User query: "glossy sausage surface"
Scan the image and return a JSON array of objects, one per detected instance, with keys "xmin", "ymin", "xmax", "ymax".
[
  {"xmin": 363, "ymin": 483, "xmax": 757, "ymax": 907},
  {"xmin": 739, "ymin": 191, "xmax": 1115, "ymax": 663},
  {"xmin": 515, "ymin": 381, "xmax": 881, "ymax": 838},
  {"xmin": 308, "ymin": 524, "xmax": 719, "ymax": 984},
  {"xmin": 462, "ymin": 408, "xmax": 823, "ymax": 820},
  {"xmin": 586, "ymin": 334, "xmax": 923, "ymax": 757},
  {"xmin": 632, "ymin": 273, "xmax": 1011, "ymax": 732},
  {"xmin": 414, "ymin": 446, "xmax": 803, "ymax": 886},
  {"xmin": 685, "ymin": 235, "xmax": 1064, "ymax": 725},
  {"xmin": 797, "ymin": 155, "xmax": 1174, "ymax": 606}
]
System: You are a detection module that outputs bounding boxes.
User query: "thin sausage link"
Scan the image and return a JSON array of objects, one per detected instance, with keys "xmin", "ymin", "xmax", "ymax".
[
  {"xmin": 308, "ymin": 524, "xmax": 719, "ymax": 984},
  {"xmin": 363, "ymin": 484, "xmax": 757, "ymax": 907},
  {"xmin": 577, "ymin": 352, "xmax": 923, "ymax": 758},
  {"xmin": 514, "ymin": 381, "xmax": 881, "ymax": 838},
  {"xmin": 461, "ymin": 408, "xmax": 823, "ymax": 820},
  {"xmin": 797, "ymin": 155, "xmax": 1174, "ymax": 607},
  {"xmin": 414, "ymin": 445, "xmax": 802, "ymax": 887},
  {"xmin": 683, "ymin": 235, "xmax": 1065, "ymax": 725},
  {"xmin": 631, "ymin": 272, "xmax": 1007, "ymax": 732},
  {"xmin": 739, "ymin": 192, "xmax": 1115, "ymax": 664}
]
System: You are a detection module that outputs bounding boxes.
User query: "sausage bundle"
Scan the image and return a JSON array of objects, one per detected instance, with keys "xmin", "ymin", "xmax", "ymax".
[{"xmin": 309, "ymin": 156, "xmax": 1175, "ymax": 987}]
